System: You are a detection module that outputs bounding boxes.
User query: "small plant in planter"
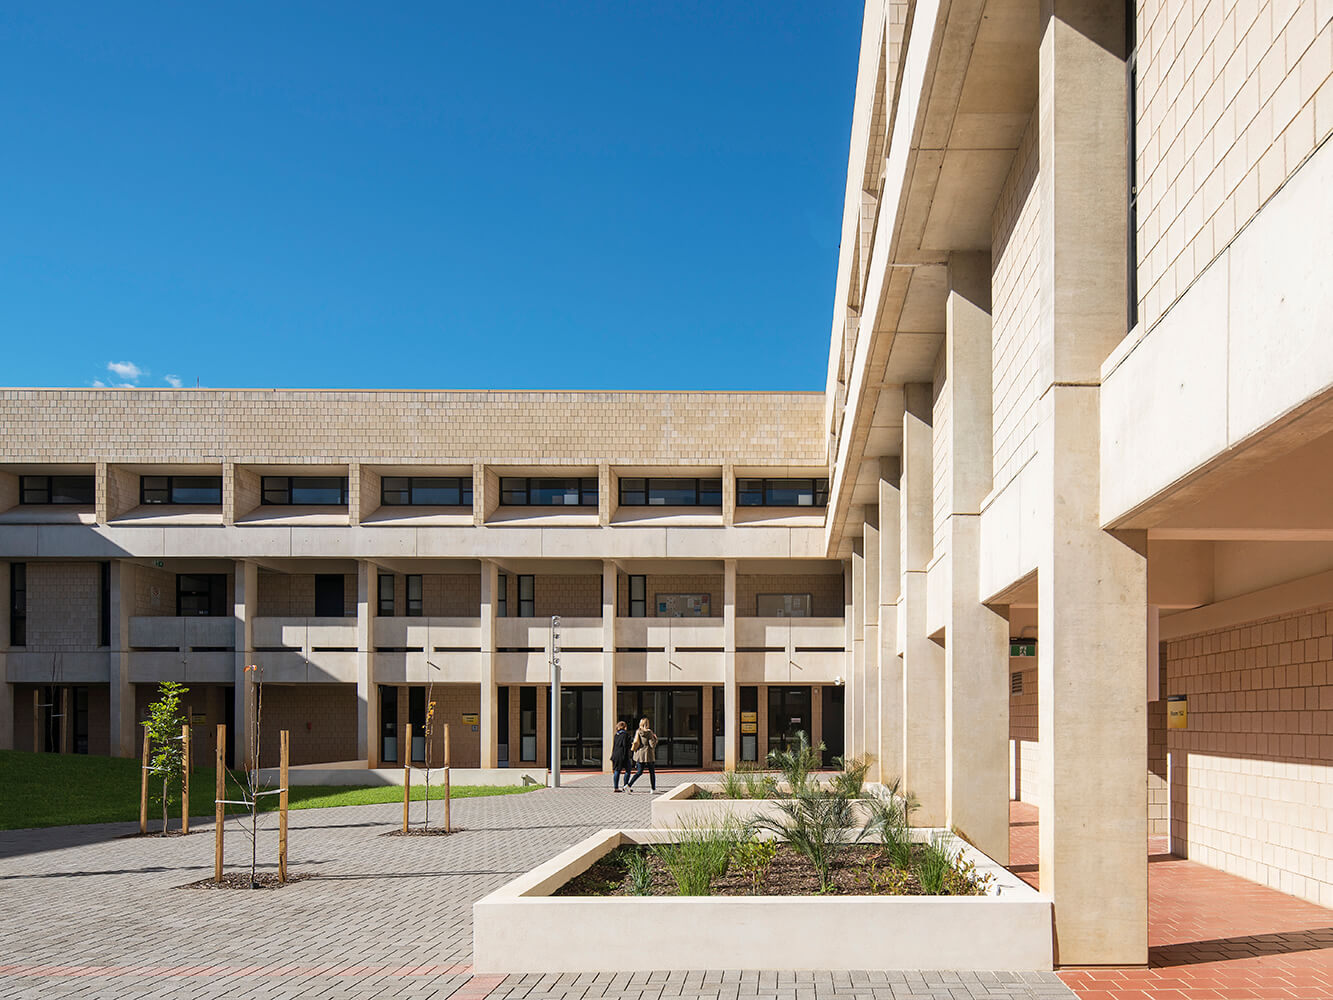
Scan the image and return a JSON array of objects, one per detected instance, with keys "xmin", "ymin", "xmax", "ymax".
[
  {"xmin": 754, "ymin": 782, "xmax": 866, "ymax": 894},
  {"xmin": 650, "ymin": 820, "xmax": 738, "ymax": 896},
  {"xmin": 731, "ymin": 836, "xmax": 778, "ymax": 894},
  {"xmin": 766, "ymin": 731, "xmax": 823, "ymax": 795}
]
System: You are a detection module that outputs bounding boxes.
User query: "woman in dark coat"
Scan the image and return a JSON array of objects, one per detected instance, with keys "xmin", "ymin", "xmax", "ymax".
[{"xmin": 610, "ymin": 720, "xmax": 634, "ymax": 792}]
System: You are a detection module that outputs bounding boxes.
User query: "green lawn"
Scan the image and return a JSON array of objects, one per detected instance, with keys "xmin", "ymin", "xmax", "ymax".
[{"xmin": 0, "ymin": 750, "xmax": 541, "ymax": 830}]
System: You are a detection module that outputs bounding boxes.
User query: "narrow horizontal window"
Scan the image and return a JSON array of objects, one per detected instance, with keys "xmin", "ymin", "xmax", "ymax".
[
  {"xmin": 141, "ymin": 475, "xmax": 221, "ymax": 505},
  {"xmin": 736, "ymin": 478, "xmax": 828, "ymax": 508},
  {"xmin": 618, "ymin": 477, "xmax": 722, "ymax": 507},
  {"xmin": 499, "ymin": 477, "xmax": 597, "ymax": 506},
  {"xmin": 20, "ymin": 475, "xmax": 94, "ymax": 505},
  {"xmin": 261, "ymin": 476, "xmax": 348, "ymax": 506},
  {"xmin": 380, "ymin": 476, "xmax": 472, "ymax": 506}
]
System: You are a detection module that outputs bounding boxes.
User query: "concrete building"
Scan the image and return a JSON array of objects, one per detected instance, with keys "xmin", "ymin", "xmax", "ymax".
[{"xmin": 3, "ymin": 0, "xmax": 1332, "ymax": 971}]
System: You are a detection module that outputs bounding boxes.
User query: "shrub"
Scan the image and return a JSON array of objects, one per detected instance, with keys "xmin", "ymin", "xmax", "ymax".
[
  {"xmin": 719, "ymin": 770, "xmax": 746, "ymax": 800},
  {"xmin": 731, "ymin": 836, "xmax": 778, "ymax": 895},
  {"xmin": 830, "ymin": 753, "xmax": 872, "ymax": 798},
  {"xmin": 914, "ymin": 833, "xmax": 953, "ymax": 895},
  {"xmin": 740, "ymin": 768, "xmax": 777, "ymax": 800},
  {"xmin": 757, "ymin": 786, "xmax": 863, "ymax": 893},
  {"xmin": 865, "ymin": 779, "xmax": 919, "ymax": 871}
]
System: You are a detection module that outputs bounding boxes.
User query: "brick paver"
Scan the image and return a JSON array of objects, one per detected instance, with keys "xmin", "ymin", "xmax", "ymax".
[
  {"xmin": 0, "ymin": 773, "xmax": 1077, "ymax": 1000},
  {"xmin": 1007, "ymin": 801, "xmax": 1333, "ymax": 1000}
]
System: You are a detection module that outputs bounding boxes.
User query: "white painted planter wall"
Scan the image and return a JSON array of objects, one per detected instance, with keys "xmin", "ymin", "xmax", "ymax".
[{"xmin": 473, "ymin": 828, "xmax": 1053, "ymax": 973}]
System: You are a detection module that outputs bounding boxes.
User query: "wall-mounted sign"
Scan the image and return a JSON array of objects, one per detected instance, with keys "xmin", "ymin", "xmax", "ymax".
[
  {"xmin": 741, "ymin": 711, "xmax": 758, "ymax": 723},
  {"xmin": 1167, "ymin": 695, "xmax": 1187, "ymax": 730},
  {"xmin": 190, "ymin": 712, "xmax": 206, "ymax": 724},
  {"xmin": 1009, "ymin": 639, "xmax": 1036, "ymax": 657},
  {"xmin": 462, "ymin": 713, "xmax": 479, "ymax": 725},
  {"xmin": 656, "ymin": 593, "xmax": 711, "ymax": 617},
  {"xmin": 741, "ymin": 721, "xmax": 758, "ymax": 734}
]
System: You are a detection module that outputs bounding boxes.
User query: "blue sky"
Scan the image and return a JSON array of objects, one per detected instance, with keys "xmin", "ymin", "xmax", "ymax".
[{"xmin": 0, "ymin": 4, "xmax": 860, "ymax": 391}]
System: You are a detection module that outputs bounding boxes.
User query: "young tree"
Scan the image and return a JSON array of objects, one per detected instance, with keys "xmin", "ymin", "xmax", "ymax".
[
  {"xmin": 422, "ymin": 662, "xmax": 440, "ymax": 831},
  {"xmin": 142, "ymin": 680, "xmax": 190, "ymax": 836}
]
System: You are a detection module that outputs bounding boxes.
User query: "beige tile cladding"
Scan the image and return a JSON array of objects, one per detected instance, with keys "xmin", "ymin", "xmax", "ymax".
[
  {"xmin": 387, "ymin": 683, "xmax": 483, "ymax": 769},
  {"xmin": 0, "ymin": 390, "xmax": 827, "ymax": 465},
  {"xmin": 14, "ymin": 683, "xmax": 111, "ymax": 755},
  {"xmin": 25, "ymin": 563, "xmax": 100, "ymax": 649},
  {"xmin": 134, "ymin": 564, "xmax": 179, "ymax": 616},
  {"xmin": 735, "ymin": 574, "xmax": 845, "ymax": 618},
  {"xmin": 531, "ymin": 574, "xmax": 600, "ymax": 618},
  {"xmin": 257, "ymin": 573, "xmax": 357, "ymax": 617},
  {"xmin": 378, "ymin": 572, "xmax": 479, "ymax": 617},
  {"xmin": 1134, "ymin": 0, "xmax": 1333, "ymax": 332},
  {"xmin": 990, "ymin": 111, "xmax": 1040, "ymax": 495},
  {"xmin": 258, "ymin": 684, "xmax": 359, "ymax": 766},
  {"xmin": 1007, "ymin": 660, "xmax": 1039, "ymax": 805},
  {"xmin": 1163, "ymin": 602, "xmax": 1333, "ymax": 909},
  {"xmin": 616, "ymin": 574, "xmax": 726, "ymax": 617}
]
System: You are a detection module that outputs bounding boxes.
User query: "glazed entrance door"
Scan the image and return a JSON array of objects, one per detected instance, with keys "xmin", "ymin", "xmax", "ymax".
[
  {"xmin": 617, "ymin": 687, "xmax": 703, "ymax": 767},
  {"xmin": 557, "ymin": 687, "xmax": 603, "ymax": 768},
  {"xmin": 767, "ymin": 686, "xmax": 812, "ymax": 757}
]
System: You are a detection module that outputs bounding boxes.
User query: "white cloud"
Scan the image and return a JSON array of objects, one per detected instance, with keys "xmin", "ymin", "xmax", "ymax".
[
  {"xmin": 107, "ymin": 360, "xmax": 144, "ymax": 381},
  {"xmin": 91, "ymin": 379, "xmax": 106, "ymax": 388},
  {"xmin": 115, "ymin": 383, "xmax": 136, "ymax": 388},
  {"xmin": 164, "ymin": 374, "xmax": 183, "ymax": 388}
]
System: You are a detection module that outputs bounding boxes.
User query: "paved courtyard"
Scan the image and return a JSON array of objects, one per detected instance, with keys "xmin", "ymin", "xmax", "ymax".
[{"xmin": 0, "ymin": 772, "xmax": 1076, "ymax": 1000}]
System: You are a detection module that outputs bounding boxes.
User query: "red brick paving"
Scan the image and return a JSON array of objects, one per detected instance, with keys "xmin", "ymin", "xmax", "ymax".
[{"xmin": 1007, "ymin": 801, "xmax": 1333, "ymax": 1000}]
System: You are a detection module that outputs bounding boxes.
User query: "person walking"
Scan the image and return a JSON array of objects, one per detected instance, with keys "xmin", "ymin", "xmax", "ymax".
[
  {"xmin": 624, "ymin": 717, "xmax": 658, "ymax": 793},
  {"xmin": 610, "ymin": 719, "xmax": 634, "ymax": 792}
]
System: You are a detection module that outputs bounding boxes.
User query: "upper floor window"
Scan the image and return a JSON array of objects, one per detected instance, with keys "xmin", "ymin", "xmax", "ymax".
[
  {"xmin": 20, "ymin": 475, "xmax": 94, "ymax": 505},
  {"xmin": 500, "ymin": 477, "xmax": 597, "ymax": 507},
  {"xmin": 619, "ymin": 478, "xmax": 722, "ymax": 507},
  {"xmin": 177, "ymin": 573, "xmax": 227, "ymax": 617},
  {"xmin": 736, "ymin": 478, "xmax": 829, "ymax": 508},
  {"xmin": 381, "ymin": 476, "xmax": 473, "ymax": 507},
  {"xmin": 10, "ymin": 562, "xmax": 26, "ymax": 646},
  {"xmin": 141, "ymin": 475, "xmax": 222, "ymax": 505},
  {"xmin": 261, "ymin": 476, "xmax": 348, "ymax": 506}
]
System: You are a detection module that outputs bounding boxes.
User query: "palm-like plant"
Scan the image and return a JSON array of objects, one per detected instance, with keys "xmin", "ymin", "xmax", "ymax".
[
  {"xmin": 756, "ymin": 784, "xmax": 865, "ymax": 893},
  {"xmin": 765, "ymin": 730, "xmax": 824, "ymax": 796}
]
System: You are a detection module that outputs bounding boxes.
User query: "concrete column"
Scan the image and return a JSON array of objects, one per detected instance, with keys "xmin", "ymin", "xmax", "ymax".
[
  {"xmin": 843, "ymin": 562, "xmax": 854, "ymax": 758},
  {"xmin": 355, "ymin": 560, "xmax": 377, "ymax": 766},
  {"xmin": 901, "ymin": 383, "xmax": 945, "ymax": 825},
  {"xmin": 234, "ymin": 560, "xmax": 258, "ymax": 769},
  {"xmin": 862, "ymin": 512, "xmax": 881, "ymax": 768},
  {"xmin": 850, "ymin": 539, "xmax": 865, "ymax": 759},
  {"xmin": 479, "ymin": 560, "xmax": 499, "ymax": 768},
  {"xmin": 723, "ymin": 558, "xmax": 738, "ymax": 770},
  {"xmin": 109, "ymin": 560, "xmax": 136, "ymax": 757},
  {"xmin": 0, "ymin": 562, "xmax": 11, "ymax": 751},
  {"xmin": 1030, "ymin": 0, "xmax": 1146, "ymax": 966},
  {"xmin": 601, "ymin": 560, "xmax": 617, "ymax": 772},
  {"xmin": 943, "ymin": 252, "xmax": 1011, "ymax": 862},
  {"xmin": 876, "ymin": 459, "xmax": 903, "ymax": 784}
]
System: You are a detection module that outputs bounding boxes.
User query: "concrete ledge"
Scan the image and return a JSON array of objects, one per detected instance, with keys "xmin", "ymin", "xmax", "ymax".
[
  {"xmin": 256, "ymin": 764, "xmax": 547, "ymax": 787},
  {"xmin": 650, "ymin": 782, "xmax": 888, "ymax": 828},
  {"xmin": 473, "ymin": 828, "xmax": 1052, "ymax": 972}
]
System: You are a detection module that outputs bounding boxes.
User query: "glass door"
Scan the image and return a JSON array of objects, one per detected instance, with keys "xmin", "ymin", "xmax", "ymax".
[
  {"xmin": 616, "ymin": 687, "xmax": 703, "ymax": 767},
  {"xmin": 557, "ymin": 687, "xmax": 603, "ymax": 768},
  {"xmin": 767, "ymin": 686, "xmax": 811, "ymax": 757},
  {"xmin": 379, "ymin": 685, "xmax": 398, "ymax": 763}
]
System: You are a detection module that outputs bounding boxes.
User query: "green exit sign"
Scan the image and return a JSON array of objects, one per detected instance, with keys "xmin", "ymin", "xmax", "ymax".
[{"xmin": 1010, "ymin": 640, "xmax": 1036, "ymax": 657}]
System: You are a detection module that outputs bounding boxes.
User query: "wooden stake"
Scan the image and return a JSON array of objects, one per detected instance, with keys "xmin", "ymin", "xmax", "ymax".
[
  {"xmin": 402, "ymin": 723, "xmax": 412, "ymax": 833},
  {"xmin": 139, "ymin": 727, "xmax": 150, "ymax": 835},
  {"xmin": 279, "ymin": 729, "xmax": 289, "ymax": 883},
  {"xmin": 60, "ymin": 688, "xmax": 69, "ymax": 754},
  {"xmin": 32, "ymin": 689, "xmax": 39, "ymax": 753},
  {"xmin": 443, "ymin": 723, "xmax": 451, "ymax": 834},
  {"xmin": 214, "ymin": 724, "xmax": 225, "ymax": 884},
  {"xmin": 181, "ymin": 723, "xmax": 191, "ymax": 835}
]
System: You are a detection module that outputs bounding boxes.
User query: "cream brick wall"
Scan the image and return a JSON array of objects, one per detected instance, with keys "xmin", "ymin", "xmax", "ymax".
[
  {"xmin": 990, "ymin": 113, "xmax": 1041, "ymax": 493},
  {"xmin": 258, "ymin": 683, "xmax": 359, "ymax": 766},
  {"xmin": 0, "ymin": 390, "xmax": 826, "ymax": 466},
  {"xmin": 735, "ymin": 574, "xmax": 845, "ymax": 618},
  {"xmin": 0, "ymin": 471, "xmax": 18, "ymax": 512},
  {"xmin": 25, "ymin": 563, "xmax": 99, "ymax": 650},
  {"xmin": 134, "ymin": 565, "xmax": 178, "ymax": 617},
  {"xmin": 531, "ymin": 574, "xmax": 600, "ymax": 619},
  {"xmin": 422, "ymin": 574, "xmax": 480, "ymax": 617},
  {"xmin": 106, "ymin": 466, "xmax": 139, "ymax": 519},
  {"xmin": 616, "ymin": 574, "xmax": 725, "ymax": 618},
  {"xmin": 1135, "ymin": 0, "xmax": 1333, "ymax": 331},
  {"xmin": 1164, "ymin": 602, "xmax": 1333, "ymax": 908},
  {"xmin": 257, "ymin": 573, "xmax": 357, "ymax": 618}
]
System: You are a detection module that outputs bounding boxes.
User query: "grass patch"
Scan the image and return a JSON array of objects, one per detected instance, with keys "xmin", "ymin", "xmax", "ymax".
[{"xmin": 0, "ymin": 750, "xmax": 540, "ymax": 830}]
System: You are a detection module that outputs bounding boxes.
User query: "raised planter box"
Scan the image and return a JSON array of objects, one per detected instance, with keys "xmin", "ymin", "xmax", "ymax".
[
  {"xmin": 649, "ymin": 781, "xmax": 888, "ymax": 828},
  {"xmin": 473, "ymin": 827, "xmax": 1053, "ymax": 973}
]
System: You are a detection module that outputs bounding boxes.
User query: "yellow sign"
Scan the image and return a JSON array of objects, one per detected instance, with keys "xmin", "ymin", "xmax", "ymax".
[
  {"xmin": 741, "ymin": 711, "xmax": 758, "ymax": 723},
  {"xmin": 741, "ymin": 721, "xmax": 757, "ymax": 734},
  {"xmin": 462, "ymin": 713, "xmax": 479, "ymax": 725},
  {"xmin": 1166, "ymin": 696, "xmax": 1187, "ymax": 730}
]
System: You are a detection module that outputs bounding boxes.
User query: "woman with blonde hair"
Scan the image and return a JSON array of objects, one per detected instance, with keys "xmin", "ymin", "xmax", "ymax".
[{"xmin": 624, "ymin": 717, "xmax": 659, "ymax": 793}]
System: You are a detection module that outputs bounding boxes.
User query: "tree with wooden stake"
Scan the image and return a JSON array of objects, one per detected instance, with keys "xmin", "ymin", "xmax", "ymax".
[
  {"xmin": 421, "ymin": 660, "xmax": 442, "ymax": 831},
  {"xmin": 214, "ymin": 724, "xmax": 225, "ymax": 884},
  {"xmin": 402, "ymin": 722, "xmax": 412, "ymax": 833},
  {"xmin": 141, "ymin": 680, "xmax": 189, "ymax": 836}
]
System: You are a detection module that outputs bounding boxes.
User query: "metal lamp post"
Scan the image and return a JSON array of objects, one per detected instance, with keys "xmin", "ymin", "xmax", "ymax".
[{"xmin": 549, "ymin": 615, "xmax": 561, "ymax": 788}]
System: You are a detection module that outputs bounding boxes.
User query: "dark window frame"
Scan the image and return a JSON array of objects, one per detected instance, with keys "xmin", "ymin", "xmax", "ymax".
[
  {"xmin": 517, "ymin": 575, "xmax": 535, "ymax": 617},
  {"xmin": 176, "ymin": 573, "xmax": 227, "ymax": 617},
  {"xmin": 735, "ymin": 478, "xmax": 829, "ymax": 508},
  {"xmin": 140, "ymin": 475, "xmax": 223, "ymax": 506},
  {"xmin": 628, "ymin": 575, "xmax": 647, "ymax": 618},
  {"xmin": 380, "ymin": 476, "xmax": 474, "ymax": 507},
  {"xmin": 519, "ymin": 686, "xmax": 537, "ymax": 762},
  {"xmin": 497, "ymin": 573, "xmax": 507, "ymax": 618},
  {"xmin": 377, "ymin": 574, "xmax": 395, "ymax": 616},
  {"xmin": 314, "ymin": 574, "xmax": 346, "ymax": 617},
  {"xmin": 498, "ymin": 477, "xmax": 598, "ymax": 507},
  {"xmin": 618, "ymin": 477, "xmax": 723, "ymax": 508},
  {"xmin": 19, "ymin": 474, "xmax": 95, "ymax": 506},
  {"xmin": 260, "ymin": 476, "xmax": 349, "ymax": 506},
  {"xmin": 406, "ymin": 575, "xmax": 423, "ymax": 617},
  {"xmin": 10, "ymin": 562, "xmax": 26, "ymax": 646},
  {"xmin": 99, "ymin": 562, "xmax": 111, "ymax": 646}
]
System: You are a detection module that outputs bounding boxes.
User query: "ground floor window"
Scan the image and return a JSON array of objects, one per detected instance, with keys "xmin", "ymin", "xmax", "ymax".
[
  {"xmin": 767, "ymin": 686, "xmax": 811, "ymax": 758},
  {"xmin": 379, "ymin": 685, "xmax": 398, "ymax": 763},
  {"xmin": 617, "ymin": 687, "xmax": 702, "ymax": 767}
]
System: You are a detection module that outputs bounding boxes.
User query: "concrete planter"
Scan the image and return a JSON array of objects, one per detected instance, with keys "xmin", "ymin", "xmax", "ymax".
[
  {"xmin": 650, "ymin": 781, "xmax": 886, "ymax": 828},
  {"xmin": 473, "ymin": 827, "xmax": 1053, "ymax": 973}
]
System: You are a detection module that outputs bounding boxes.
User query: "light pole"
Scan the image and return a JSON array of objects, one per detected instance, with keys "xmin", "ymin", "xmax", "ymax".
[{"xmin": 549, "ymin": 615, "xmax": 561, "ymax": 788}]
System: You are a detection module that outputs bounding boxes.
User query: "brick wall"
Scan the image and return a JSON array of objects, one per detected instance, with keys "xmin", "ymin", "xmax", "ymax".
[
  {"xmin": 12, "ymin": 683, "xmax": 110, "ymax": 755},
  {"xmin": 1163, "ymin": 601, "xmax": 1333, "ymax": 909},
  {"xmin": 531, "ymin": 574, "xmax": 600, "ymax": 618},
  {"xmin": 385, "ymin": 683, "xmax": 483, "ymax": 769},
  {"xmin": 134, "ymin": 565, "xmax": 178, "ymax": 616},
  {"xmin": 26, "ymin": 563, "xmax": 99, "ymax": 649},
  {"xmin": 257, "ymin": 573, "xmax": 357, "ymax": 617},
  {"xmin": 258, "ymin": 684, "xmax": 358, "ymax": 766},
  {"xmin": 1135, "ymin": 0, "xmax": 1333, "ymax": 331},
  {"xmin": 990, "ymin": 112, "xmax": 1041, "ymax": 494},
  {"xmin": 423, "ymin": 574, "xmax": 480, "ymax": 617},
  {"xmin": 134, "ymin": 681, "xmax": 230, "ymax": 766},
  {"xmin": 502, "ymin": 683, "xmax": 549, "ymax": 768},
  {"xmin": 0, "ymin": 390, "xmax": 827, "ymax": 466},
  {"xmin": 735, "ymin": 574, "xmax": 844, "ymax": 618},
  {"xmin": 616, "ymin": 574, "xmax": 724, "ymax": 617}
]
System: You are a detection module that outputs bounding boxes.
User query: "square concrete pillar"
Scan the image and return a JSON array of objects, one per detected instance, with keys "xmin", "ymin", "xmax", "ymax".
[
  {"xmin": 723, "ymin": 559, "xmax": 738, "ymax": 770},
  {"xmin": 901, "ymin": 383, "xmax": 945, "ymax": 825},
  {"xmin": 943, "ymin": 251, "xmax": 1011, "ymax": 863},
  {"xmin": 109, "ymin": 560, "xmax": 137, "ymax": 757},
  {"xmin": 601, "ymin": 560, "xmax": 617, "ymax": 772},
  {"xmin": 862, "ymin": 512, "xmax": 881, "ymax": 768},
  {"xmin": 355, "ymin": 560, "xmax": 377, "ymax": 766},
  {"xmin": 479, "ymin": 560, "xmax": 500, "ymax": 768},
  {"xmin": 849, "ymin": 540, "xmax": 865, "ymax": 758},
  {"xmin": 234, "ymin": 560, "xmax": 258, "ymax": 769},
  {"xmin": 876, "ymin": 459, "xmax": 903, "ymax": 784}
]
